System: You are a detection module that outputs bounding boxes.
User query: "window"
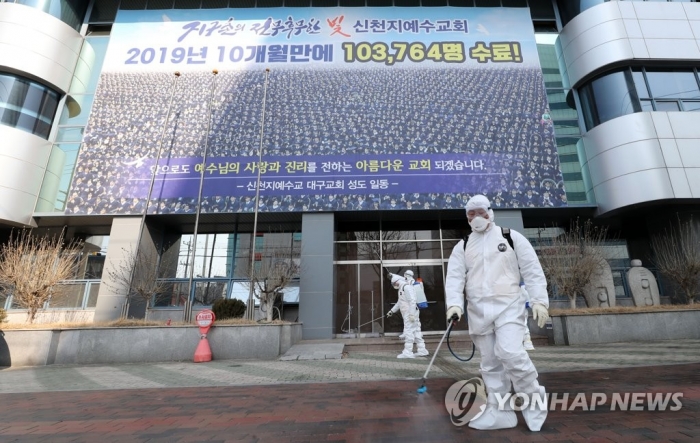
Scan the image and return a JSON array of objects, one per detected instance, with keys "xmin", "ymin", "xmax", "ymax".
[
  {"xmin": 579, "ymin": 70, "xmax": 641, "ymax": 129},
  {"xmin": 156, "ymin": 231, "xmax": 301, "ymax": 307},
  {"xmin": 643, "ymin": 69, "xmax": 700, "ymax": 111},
  {"xmin": 578, "ymin": 68, "xmax": 700, "ymax": 130},
  {"xmin": 0, "ymin": 73, "xmax": 60, "ymax": 139}
]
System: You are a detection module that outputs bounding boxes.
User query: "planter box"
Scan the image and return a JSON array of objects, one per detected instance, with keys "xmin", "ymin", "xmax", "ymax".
[
  {"xmin": 550, "ymin": 310, "xmax": 700, "ymax": 345},
  {"xmin": 0, "ymin": 323, "xmax": 302, "ymax": 368}
]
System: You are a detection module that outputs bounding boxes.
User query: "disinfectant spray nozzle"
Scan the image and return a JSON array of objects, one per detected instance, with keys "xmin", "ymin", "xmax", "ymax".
[{"xmin": 417, "ymin": 317, "xmax": 458, "ymax": 394}]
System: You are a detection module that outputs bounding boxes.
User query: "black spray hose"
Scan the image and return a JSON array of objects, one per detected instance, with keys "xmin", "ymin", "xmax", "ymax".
[{"xmin": 446, "ymin": 319, "xmax": 476, "ymax": 362}]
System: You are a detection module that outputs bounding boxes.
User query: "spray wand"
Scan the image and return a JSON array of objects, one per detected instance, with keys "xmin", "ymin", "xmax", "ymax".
[
  {"xmin": 417, "ymin": 314, "xmax": 459, "ymax": 394},
  {"xmin": 355, "ymin": 315, "xmax": 386, "ymax": 330}
]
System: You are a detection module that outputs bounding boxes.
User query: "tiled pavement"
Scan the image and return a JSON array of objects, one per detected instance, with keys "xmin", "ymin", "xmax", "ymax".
[{"xmin": 1, "ymin": 339, "xmax": 699, "ymax": 442}]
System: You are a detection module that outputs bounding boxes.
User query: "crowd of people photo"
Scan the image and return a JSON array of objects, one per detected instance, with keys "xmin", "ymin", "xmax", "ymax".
[{"xmin": 66, "ymin": 66, "xmax": 567, "ymax": 215}]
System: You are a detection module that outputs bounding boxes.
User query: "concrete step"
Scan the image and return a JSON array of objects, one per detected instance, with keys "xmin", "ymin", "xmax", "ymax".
[{"xmin": 339, "ymin": 334, "xmax": 548, "ymax": 353}]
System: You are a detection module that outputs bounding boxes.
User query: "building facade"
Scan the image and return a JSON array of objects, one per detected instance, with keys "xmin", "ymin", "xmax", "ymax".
[{"xmin": 0, "ymin": 0, "xmax": 697, "ymax": 338}]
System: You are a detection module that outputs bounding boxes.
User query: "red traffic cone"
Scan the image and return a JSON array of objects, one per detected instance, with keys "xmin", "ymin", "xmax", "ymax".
[{"xmin": 193, "ymin": 336, "xmax": 212, "ymax": 363}]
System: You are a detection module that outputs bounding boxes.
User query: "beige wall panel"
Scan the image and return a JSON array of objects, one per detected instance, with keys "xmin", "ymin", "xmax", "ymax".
[
  {"xmin": 0, "ymin": 126, "xmax": 52, "ymax": 225},
  {"xmin": 558, "ymin": 2, "xmax": 700, "ymax": 88},
  {"xmin": 94, "ymin": 217, "xmax": 143, "ymax": 322},
  {"xmin": 0, "ymin": 186, "xmax": 39, "ymax": 227},
  {"xmin": 0, "ymin": 3, "xmax": 84, "ymax": 92}
]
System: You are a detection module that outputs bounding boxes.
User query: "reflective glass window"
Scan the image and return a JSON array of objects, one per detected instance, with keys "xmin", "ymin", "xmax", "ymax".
[
  {"xmin": 441, "ymin": 229, "xmax": 466, "ymax": 240},
  {"xmin": 442, "ymin": 239, "xmax": 460, "ymax": 258},
  {"xmin": 193, "ymin": 281, "xmax": 228, "ymax": 306},
  {"xmin": 176, "ymin": 233, "xmax": 236, "ymax": 279},
  {"xmin": 683, "ymin": 101, "xmax": 700, "ymax": 111},
  {"xmin": 49, "ymin": 283, "xmax": 86, "ymax": 308},
  {"xmin": 56, "ymin": 127, "xmax": 84, "ymax": 142},
  {"xmin": 0, "ymin": 291, "xmax": 8, "ymax": 310},
  {"xmin": 579, "ymin": 70, "xmax": 640, "ymax": 129},
  {"xmin": 281, "ymin": 282, "xmax": 300, "ymax": 303},
  {"xmin": 36, "ymin": 143, "xmax": 81, "ymax": 212},
  {"xmin": 0, "ymin": 73, "xmax": 60, "ymax": 139},
  {"xmin": 655, "ymin": 101, "xmax": 681, "ymax": 112},
  {"xmin": 382, "ymin": 241, "xmax": 442, "ymax": 260},
  {"xmin": 86, "ymin": 282, "xmax": 100, "ymax": 307},
  {"xmin": 646, "ymin": 70, "xmax": 700, "ymax": 100},
  {"xmin": 379, "ymin": 229, "xmax": 441, "ymax": 241},
  {"xmin": 632, "ymin": 70, "xmax": 650, "ymax": 99},
  {"xmin": 84, "ymin": 254, "xmax": 105, "ymax": 279},
  {"xmin": 640, "ymin": 99, "xmax": 654, "ymax": 112},
  {"xmin": 336, "ymin": 242, "xmax": 381, "ymax": 261},
  {"xmin": 153, "ymin": 281, "xmax": 189, "ymax": 307}
]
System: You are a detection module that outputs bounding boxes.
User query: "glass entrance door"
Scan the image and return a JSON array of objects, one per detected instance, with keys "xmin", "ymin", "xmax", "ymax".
[
  {"xmin": 335, "ymin": 263, "xmax": 384, "ymax": 336},
  {"xmin": 335, "ymin": 260, "xmax": 458, "ymax": 335}
]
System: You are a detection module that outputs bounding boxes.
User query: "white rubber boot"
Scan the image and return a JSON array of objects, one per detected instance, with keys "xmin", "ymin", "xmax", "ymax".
[
  {"xmin": 397, "ymin": 344, "xmax": 415, "ymax": 359},
  {"xmin": 521, "ymin": 386, "xmax": 548, "ymax": 431},
  {"xmin": 469, "ymin": 392, "xmax": 517, "ymax": 430},
  {"xmin": 415, "ymin": 343, "xmax": 429, "ymax": 357}
]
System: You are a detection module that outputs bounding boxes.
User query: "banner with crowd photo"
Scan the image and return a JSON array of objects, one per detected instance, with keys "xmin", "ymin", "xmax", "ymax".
[{"xmin": 66, "ymin": 7, "xmax": 567, "ymax": 216}]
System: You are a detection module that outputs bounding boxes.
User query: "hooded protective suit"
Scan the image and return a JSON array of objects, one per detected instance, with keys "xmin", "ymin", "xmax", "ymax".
[
  {"xmin": 388, "ymin": 274, "xmax": 428, "ymax": 358},
  {"xmin": 445, "ymin": 194, "xmax": 549, "ymax": 432}
]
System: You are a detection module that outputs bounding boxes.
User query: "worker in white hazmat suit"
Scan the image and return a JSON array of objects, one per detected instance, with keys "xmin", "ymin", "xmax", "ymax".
[
  {"xmin": 402, "ymin": 269, "xmax": 428, "ymax": 343},
  {"xmin": 398, "ymin": 270, "xmax": 417, "ymax": 341},
  {"xmin": 445, "ymin": 194, "xmax": 550, "ymax": 432},
  {"xmin": 387, "ymin": 274, "xmax": 429, "ymax": 358}
]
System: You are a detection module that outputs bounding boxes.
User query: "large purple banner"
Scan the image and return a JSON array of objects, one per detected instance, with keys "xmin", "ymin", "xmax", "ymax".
[{"xmin": 65, "ymin": 7, "xmax": 567, "ymax": 215}]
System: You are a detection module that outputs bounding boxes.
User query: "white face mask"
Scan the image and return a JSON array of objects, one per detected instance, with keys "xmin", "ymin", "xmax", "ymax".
[{"xmin": 469, "ymin": 216, "xmax": 489, "ymax": 232}]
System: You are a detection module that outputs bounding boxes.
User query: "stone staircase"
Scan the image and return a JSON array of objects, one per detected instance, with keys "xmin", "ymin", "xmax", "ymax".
[{"xmin": 337, "ymin": 332, "xmax": 549, "ymax": 353}]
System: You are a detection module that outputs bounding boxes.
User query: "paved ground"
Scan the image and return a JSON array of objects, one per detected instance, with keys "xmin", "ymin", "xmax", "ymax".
[{"xmin": 1, "ymin": 339, "xmax": 699, "ymax": 442}]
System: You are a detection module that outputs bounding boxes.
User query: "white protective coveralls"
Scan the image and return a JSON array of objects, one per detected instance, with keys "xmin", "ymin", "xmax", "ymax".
[
  {"xmin": 388, "ymin": 274, "xmax": 428, "ymax": 358},
  {"xmin": 445, "ymin": 194, "xmax": 549, "ymax": 432},
  {"xmin": 398, "ymin": 270, "xmax": 419, "ymax": 341}
]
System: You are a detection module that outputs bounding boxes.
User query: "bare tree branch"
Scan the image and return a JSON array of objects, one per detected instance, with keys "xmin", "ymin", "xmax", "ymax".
[
  {"xmin": 0, "ymin": 230, "xmax": 83, "ymax": 323},
  {"xmin": 651, "ymin": 216, "xmax": 700, "ymax": 304},
  {"xmin": 106, "ymin": 247, "xmax": 173, "ymax": 313},
  {"xmin": 239, "ymin": 236, "xmax": 299, "ymax": 322},
  {"xmin": 538, "ymin": 219, "xmax": 609, "ymax": 309}
]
